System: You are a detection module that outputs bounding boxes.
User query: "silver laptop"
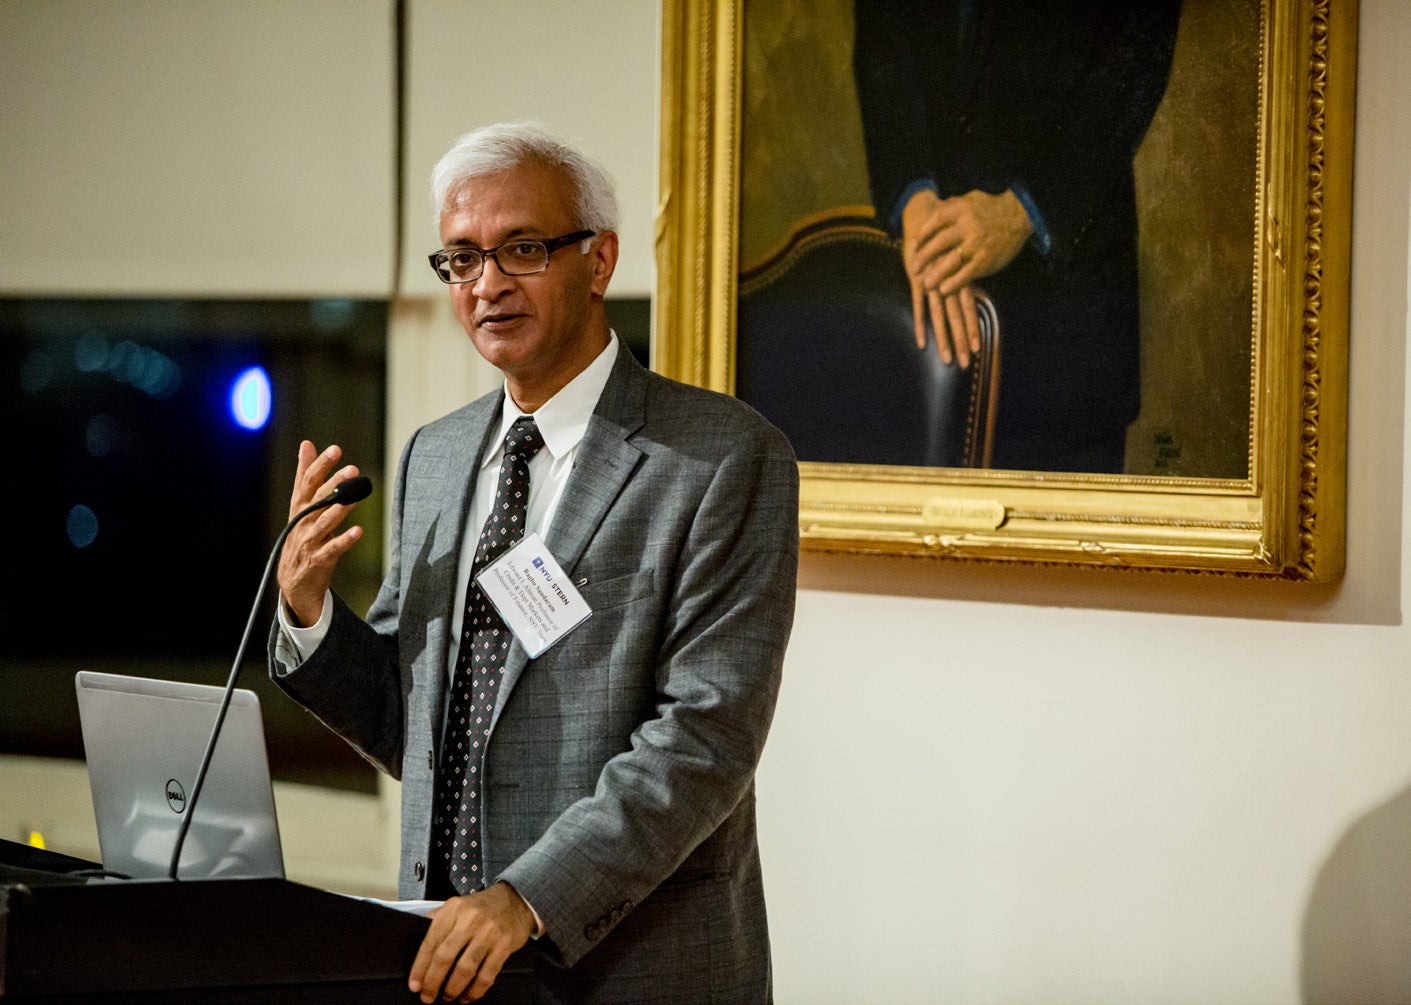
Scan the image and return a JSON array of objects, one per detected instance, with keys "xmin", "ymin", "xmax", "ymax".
[{"xmin": 75, "ymin": 671, "xmax": 284, "ymax": 880}]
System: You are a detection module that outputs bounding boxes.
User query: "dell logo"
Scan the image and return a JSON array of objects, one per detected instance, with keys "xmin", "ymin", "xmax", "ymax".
[{"xmin": 165, "ymin": 779, "xmax": 187, "ymax": 813}]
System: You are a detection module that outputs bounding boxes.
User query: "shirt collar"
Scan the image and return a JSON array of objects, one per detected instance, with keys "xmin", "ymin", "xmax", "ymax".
[{"xmin": 482, "ymin": 331, "xmax": 620, "ymax": 468}]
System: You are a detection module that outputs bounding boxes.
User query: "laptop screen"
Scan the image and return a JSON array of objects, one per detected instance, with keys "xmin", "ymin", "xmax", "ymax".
[{"xmin": 75, "ymin": 671, "xmax": 284, "ymax": 880}]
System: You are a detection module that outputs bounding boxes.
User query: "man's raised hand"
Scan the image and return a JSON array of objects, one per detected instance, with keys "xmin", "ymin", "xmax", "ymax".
[{"xmin": 275, "ymin": 441, "xmax": 363, "ymax": 627}]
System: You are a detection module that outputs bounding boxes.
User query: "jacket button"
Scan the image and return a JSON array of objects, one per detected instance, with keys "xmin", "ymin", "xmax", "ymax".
[
  {"xmin": 427, "ymin": 749, "xmax": 434, "ymax": 771},
  {"xmin": 414, "ymin": 861, "xmax": 425, "ymax": 882},
  {"xmin": 584, "ymin": 922, "xmax": 601, "ymax": 941}
]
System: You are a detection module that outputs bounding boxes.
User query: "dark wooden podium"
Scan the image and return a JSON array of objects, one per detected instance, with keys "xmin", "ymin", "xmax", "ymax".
[{"xmin": 0, "ymin": 841, "xmax": 532, "ymax": 1002}]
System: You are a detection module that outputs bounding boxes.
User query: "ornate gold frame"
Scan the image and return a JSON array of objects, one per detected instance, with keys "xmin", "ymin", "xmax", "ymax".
[{"xmin": 654, "ymin": 0, "xmax": 1355, "ymax": 579}]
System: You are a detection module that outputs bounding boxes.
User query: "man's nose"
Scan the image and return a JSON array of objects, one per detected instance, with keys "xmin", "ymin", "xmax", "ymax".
[{"xmin": 471, "ymin": 254, "xmax": 514, "ymax": 299}]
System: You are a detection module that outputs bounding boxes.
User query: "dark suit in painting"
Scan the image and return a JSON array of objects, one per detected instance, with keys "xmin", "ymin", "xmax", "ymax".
[{"xmin": 853, "ymin": 0, "xmax": 1181, "ymax": 472}]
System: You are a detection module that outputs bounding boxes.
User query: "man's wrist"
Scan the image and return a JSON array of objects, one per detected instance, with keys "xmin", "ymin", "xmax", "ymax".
[
  {"xmin": 276, "ymin": 589, "xmax": 333, "ymax": 661},
  {"xmin": 280, "ymin": 595, "xmax": 308, "ymax": 628},
  {"xmin": 495, "ymin": 880, "xmax": 545, "ymax": 940}
]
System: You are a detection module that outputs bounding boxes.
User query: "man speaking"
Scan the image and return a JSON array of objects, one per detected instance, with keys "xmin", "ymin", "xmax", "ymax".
[{"xmin": 268, "ymin": 122, "xmax": 799, "ymax": 1002}]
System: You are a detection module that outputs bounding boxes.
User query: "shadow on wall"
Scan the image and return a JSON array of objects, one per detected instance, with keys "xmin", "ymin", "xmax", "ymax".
[{"xmin": 1302, "ymin": 778, "xmax": 1411, "ymax": 1002}]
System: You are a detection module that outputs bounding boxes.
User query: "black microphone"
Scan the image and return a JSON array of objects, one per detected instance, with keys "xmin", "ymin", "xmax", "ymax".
[
  {"xmin": 325, "ymin": 474, "xmax": 372, "ymax": 505},
  {"xmin": 168, "ymin": 474, "xmax": 372, "ymax": 879}
]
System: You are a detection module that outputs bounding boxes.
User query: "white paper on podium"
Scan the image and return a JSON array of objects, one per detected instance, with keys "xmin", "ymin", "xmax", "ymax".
[{"xmin": 353, "ymin": 896, "xmax": 442, "ymax": 916}]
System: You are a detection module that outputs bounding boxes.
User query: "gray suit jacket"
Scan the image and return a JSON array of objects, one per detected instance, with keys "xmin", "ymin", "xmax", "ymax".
[{"xmin": 269, "ymin": 344, "xmax": 798, "ymax": 1002}]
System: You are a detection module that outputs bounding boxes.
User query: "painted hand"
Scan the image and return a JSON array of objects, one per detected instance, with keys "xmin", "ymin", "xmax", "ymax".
[{"xmin": 901, "ymin": 188, "xmax": 1031, "ymax": 367}]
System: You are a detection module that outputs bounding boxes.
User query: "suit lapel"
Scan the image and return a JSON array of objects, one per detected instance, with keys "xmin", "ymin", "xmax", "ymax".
[
  {"xmin": 491, "ymin": 344, "xmax": 647, "ymax": 726},
  {"xmin": 425, "ymin": 391, "xmax": 503, "ymax": 753},
  {"xmin": 543, "ymin": 345, "xmax": 647, "ymax": 576}
]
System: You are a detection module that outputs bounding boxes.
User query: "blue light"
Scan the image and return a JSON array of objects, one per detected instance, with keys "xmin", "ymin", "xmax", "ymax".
[
  {"xmin": 67, "ymin": 504, "xmax": 99, "ymax": 548},
  {"xmin": 229, "ymin": 367, "xmax": 272, "ymax": 430}
]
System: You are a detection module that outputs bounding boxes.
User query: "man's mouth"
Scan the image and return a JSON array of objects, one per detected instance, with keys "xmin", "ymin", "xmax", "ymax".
[{"xmin": 477, "ymin": 312, "xmax": 526, "ymax": 329}]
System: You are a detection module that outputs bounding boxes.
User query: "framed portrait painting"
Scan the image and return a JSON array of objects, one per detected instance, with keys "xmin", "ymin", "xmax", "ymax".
[{"xmin": 654, "ymin": 0, "xmax": 1356, "ymax": 579}]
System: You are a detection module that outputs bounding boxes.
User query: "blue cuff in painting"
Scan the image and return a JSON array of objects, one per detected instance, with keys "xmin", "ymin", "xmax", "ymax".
[
  {"xmin": 1011, "ymin": 183, "xmax": 1052, "ymax": 256},
  {"xmin": 888, "ymin": 179, "xmax": 938, "ymax": 237}
]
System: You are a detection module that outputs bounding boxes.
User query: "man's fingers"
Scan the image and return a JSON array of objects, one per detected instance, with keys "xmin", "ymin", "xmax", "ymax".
[
  {"xmin": 285, "ymin": 504, "xmax": 359, "ymax": 570},
  {"xmin": 922, "ymin": 242, "xmax": 976, "ymax": 294},
  {"xmin": 910, "ymin": 221, "xmax": 952, "ymax": 265},
  {"xmin": 927, "ymin": 288, "xmax": 952, "ymax": 364},
  {"xmin": 292, "ymin": 445, "xmax": 347, "ymax": 514},
  {"xmin": 458, "ymin": 945, "xmax": 509, "ymax": 1002},
  {"xmin": 910, "ymin": 275, "xmax": 927, "ymax": 350},
  {"xmin": 902, "ymin": 190, "xmax": 946, "ymax": 249},
  {"xmin": 959, "ymin": 284, "xmax": 981, "ymax": 356},
  {"xmin": 293, "ymin": 440, "xmax": 316, "ymax": 485},
  {"xmin": 411, "ymin": 901, "xmax": 479, "ymax": 1003},
  {"xmin": 407, "ymin": 929, "xmax": 435, "ymax": 997},
  {"xmin": 300, "ymin": 444, "xmax": 342, "ymax": 491},
  {"xmin": 431, "ymin": 924, "xmax": 509, "ymax": 1004},
  {"xmin": 435, "ymin": 936, "xmax": 486, "ymax": 1003},
  {"xmin": 943, "ymin": 293, "xmax": 970, "ymax": 369},
  {"xmin": 410, "ymin": 918, "xmax": 471, "ymax": 1003},
  {"xmin": 296, "ymin": 465, "xmax": 361, "ymax": 525},
  {"xmin": 909, "ymin": 209, "xmax": 942, "ymax": 248},
  {"xmin": 407, "ymin": 888, "xmax": 529, "ymax": 1003},
  {"xmin": 309, "ymin": 463, "xmax": 359, "ymax": 507},
  {"xmin": 287, "ymin": 442, "xmax": 317, "ymax": 517},
  {"xmin": 302, "ymin": 498, "xmax": 359, "ymax": 540},
  {"xmin": 937, "ymin": 249, "xmax": 980, "ymax": 296},
  {"xmin": 912, "ymin": 225, "xmax": 961, "ymax": 279},
  {"xmin": 324, "ymin": 466, "xmax": 363, "ymax": 499},
  {"xmin": 288, "ymin": 523, "xmax": 362, "ymax": 585},
  {"xmin": 311, "ymin": 525, "xmax": 362, "ymax": 566}
]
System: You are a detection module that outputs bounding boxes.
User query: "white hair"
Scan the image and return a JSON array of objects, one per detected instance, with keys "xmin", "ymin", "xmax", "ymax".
[{"xmin": 430, "ymin": 121, "xmax": 620, "ymax": 234}]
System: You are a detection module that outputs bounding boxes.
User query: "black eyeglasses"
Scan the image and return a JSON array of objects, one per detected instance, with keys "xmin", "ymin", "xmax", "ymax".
[{"xmin": 428, "ymin": 230, "xmax": 595, "ymax": 284}]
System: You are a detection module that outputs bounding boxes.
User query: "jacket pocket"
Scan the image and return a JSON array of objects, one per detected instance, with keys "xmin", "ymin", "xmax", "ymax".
[{"xmin": 576, "ymin": 569, "xmax": 654, "ymax": 612}]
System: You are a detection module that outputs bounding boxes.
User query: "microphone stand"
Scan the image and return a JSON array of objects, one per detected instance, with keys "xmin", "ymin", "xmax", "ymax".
[{"xmin": 167, "ymin": 476, "xmax": 371, "ymax": 879}]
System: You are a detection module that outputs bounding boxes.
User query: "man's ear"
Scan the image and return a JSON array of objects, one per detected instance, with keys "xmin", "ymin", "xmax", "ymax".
[{"xmin": 589, "ymin": 231, "xmax": 619, "ymax": 297}]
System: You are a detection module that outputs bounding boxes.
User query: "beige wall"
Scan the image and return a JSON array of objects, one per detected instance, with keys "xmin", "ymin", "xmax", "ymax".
[
  {"xmin": 398, "ymin": 1, "xmax": 658, "ymax": 298},
  {"xmin": 3, "ymin": 2, "xmax": 1410, "ymax": 1002},
  {"xmin": 0, "ymin": 0, "xmax": 397, "ymax": 297},
  {"xmin": 0, "ymin": 0, "xmax": 657, "ymax": 300}
]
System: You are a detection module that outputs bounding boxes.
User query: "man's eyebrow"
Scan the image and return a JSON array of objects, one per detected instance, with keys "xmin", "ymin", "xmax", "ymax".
[{"xmin": 443, "ymin": 226, "xmax": 548, "ymax": 248}]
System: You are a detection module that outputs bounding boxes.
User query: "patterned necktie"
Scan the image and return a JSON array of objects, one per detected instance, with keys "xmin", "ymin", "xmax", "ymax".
[{"xmin": 430, "ymin": 415, "xmax": 545, "ymax": 896}]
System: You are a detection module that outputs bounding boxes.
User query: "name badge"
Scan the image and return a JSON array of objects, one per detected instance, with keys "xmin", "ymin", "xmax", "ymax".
[{"xmin": 476, "ymin": 532, "xmax": 592, "ymax": 658}]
